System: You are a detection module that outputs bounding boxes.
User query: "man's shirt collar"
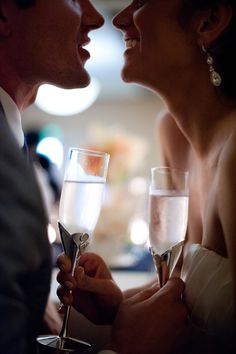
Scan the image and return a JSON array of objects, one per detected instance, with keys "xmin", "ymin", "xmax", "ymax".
[{"xmin": 0, "ymin": 87, "xmax": 24, "ymax": 148}]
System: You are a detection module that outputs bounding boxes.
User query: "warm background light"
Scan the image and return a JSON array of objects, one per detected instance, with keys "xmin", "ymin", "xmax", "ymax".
[{"xmin": 37, "ymin": 137, "xmax": 64, "ymax": 168}]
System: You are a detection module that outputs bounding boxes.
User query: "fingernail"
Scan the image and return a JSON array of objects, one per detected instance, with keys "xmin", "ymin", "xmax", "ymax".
[
  {"xmin": 76, "ymin": 268, "xmax": 84, "ymax": 280},
  {"xmin": 60, "ymin": 264, "xmax": 66, "ymax": 272},
  {"xmin": 65, "ymin": 281, "xmax": 73, "ymax": 290},
  {"xmin": 62, "ymin": 296, "xmax": 70, "ymax": 306}
]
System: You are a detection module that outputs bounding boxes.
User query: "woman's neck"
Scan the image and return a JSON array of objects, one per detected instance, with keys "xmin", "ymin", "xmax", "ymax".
[{"xmin": 166, "ymin": 93, "xmax": 236, "ymax": 159}]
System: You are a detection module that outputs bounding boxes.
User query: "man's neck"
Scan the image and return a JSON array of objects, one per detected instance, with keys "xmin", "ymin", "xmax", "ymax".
[{"xmin": 0, "ymin": 68, "xmax": 39, "ymax": 111}]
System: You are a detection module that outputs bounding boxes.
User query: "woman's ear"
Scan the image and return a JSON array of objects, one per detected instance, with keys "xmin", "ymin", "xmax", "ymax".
[{"xmin": 196, "ymin": 3, "xmax": 233, "ymax": 47}]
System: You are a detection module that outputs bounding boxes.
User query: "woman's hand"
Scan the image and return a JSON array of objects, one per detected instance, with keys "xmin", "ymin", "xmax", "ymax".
[{"xmin": 109, "ymin": 278, "xmax": 189, "ymax": 354}]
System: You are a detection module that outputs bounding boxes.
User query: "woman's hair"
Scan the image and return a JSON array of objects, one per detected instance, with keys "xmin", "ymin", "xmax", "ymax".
[{"xmin": 180, "ymin": 0, "xmax": 236, "ymax": 100}]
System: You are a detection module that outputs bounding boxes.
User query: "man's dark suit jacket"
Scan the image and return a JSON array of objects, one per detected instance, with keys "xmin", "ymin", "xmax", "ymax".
[{"xmin": 0, "ymin": 103, "xmax": 51, "ymax": 353}]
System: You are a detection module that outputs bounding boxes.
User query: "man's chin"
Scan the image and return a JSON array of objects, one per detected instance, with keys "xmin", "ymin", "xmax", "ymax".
[
  {"xmin": 79, "ymin": 77, "xmax": 91, "ymax": 88},
  {"xmin": 56, "ymin": 75, "xmax": 91, "ymax": 90},
  {"xmin": 74, "ymin": 69, "xmax": 91, "ymax": 88}
]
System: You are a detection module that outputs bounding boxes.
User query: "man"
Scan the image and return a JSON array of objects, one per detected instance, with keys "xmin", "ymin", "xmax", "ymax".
[{"xmin": 0, "ymin": 1, "xmax": 103, "ymax": 353}]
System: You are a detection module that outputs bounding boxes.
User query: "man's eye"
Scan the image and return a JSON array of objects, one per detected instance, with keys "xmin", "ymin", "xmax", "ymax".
[{"xmin": 137, "ymin": 0, "xmax": 146, "ymax": 8}]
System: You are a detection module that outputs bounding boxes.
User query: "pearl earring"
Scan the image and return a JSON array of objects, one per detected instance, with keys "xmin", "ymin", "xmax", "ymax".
[{"xmin": 202, "ymin": 45, "xmax": 222, "ymax": 87}]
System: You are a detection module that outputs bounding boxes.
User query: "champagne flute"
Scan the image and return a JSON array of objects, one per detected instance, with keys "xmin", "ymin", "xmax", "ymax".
[
  {"xmin": 37, "ymin": 147, "xmax": 109, "ymax": 353},
  {"xmin": 149, "ymin": 167, "xmax": 188, "ymax": 287}
]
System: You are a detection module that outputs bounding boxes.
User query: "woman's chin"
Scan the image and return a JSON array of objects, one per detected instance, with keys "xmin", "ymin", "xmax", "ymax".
[
  {"xmin": 121, "ymin": 68, "xmax": 136, "ymax": 84},
  {"xmin": 120, "ymin": 64, "xmax": 147, "ymax": 86}
]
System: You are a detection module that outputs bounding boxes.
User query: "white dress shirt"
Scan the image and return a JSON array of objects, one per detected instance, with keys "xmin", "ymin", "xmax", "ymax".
[{"xmin": 0, "ymin": 87, "xmax": 24, "ymax": 148}]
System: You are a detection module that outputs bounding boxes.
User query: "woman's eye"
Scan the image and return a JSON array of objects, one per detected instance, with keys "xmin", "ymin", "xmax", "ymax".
[{"xmin": 71, "ymin": 0, "xmax": 81, "ymax": 8}]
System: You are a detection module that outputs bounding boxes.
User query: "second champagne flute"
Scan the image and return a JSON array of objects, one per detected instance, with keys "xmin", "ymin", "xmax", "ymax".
[{"xmin": 149, "ymin": 166, "xmax": 189, "ymax": 287}]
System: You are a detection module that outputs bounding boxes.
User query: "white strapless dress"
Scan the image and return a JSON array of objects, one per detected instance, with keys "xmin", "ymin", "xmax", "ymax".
[{"xmin": 181, "ymin": 244, "xmax": 235, "ymax": 353}]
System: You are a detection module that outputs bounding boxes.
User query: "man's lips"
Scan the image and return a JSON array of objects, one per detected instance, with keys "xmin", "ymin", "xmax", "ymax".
[
  {"xmin": 78, "ymin": 46, "xmax": 90, "ymax": 61},
  {"xmin": 79, "ymin": 36, "xmax": 90, "ymax": 48},
  {"xmin": 78, "ymin": 38, "xmax": 91, "ymax": 62}
]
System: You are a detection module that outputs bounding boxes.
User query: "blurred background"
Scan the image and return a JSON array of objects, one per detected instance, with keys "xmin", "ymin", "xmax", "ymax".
[{"xmin": 22, "ymin": 0, "xmax": 165, "ymax": 271}]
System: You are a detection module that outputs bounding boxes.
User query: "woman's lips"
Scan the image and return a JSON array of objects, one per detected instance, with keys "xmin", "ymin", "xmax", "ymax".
[{"xmin": 125, "ymin": 38, "xmax": 139, "ymax": 49}]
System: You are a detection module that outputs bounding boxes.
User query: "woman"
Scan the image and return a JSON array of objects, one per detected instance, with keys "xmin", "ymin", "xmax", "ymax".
[
  {"xmin": 58, "ymin": 1, "xmax": 235, "ymax": 353},
  {"xmin": 157, "ymin": 108, "xmax": 235, "ymax": 352}
]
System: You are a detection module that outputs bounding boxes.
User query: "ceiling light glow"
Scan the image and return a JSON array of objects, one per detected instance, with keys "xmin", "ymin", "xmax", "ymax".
[
  {"xmin": 130, "ymin": 218, "xmax": 149, "ymax": 245},
  {"xmin": 35, "ymin": 78, "xmax": 101, "ymax": 116}
]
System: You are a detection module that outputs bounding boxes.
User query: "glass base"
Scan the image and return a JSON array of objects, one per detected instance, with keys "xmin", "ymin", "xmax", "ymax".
[{"xmin": 37, "ymin": 335, "xmax": 91, "ymax": 353}]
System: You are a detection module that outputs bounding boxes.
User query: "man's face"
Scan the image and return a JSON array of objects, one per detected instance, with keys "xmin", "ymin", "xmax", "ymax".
[{"xmin": 2, "ymin": 0, "xmax": 104, "ymax": 89}]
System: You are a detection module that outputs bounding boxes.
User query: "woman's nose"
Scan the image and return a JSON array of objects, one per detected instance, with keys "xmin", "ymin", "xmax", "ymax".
[{"xmin": 112, "ymin": 5, "xmax": 132, "ymax": 30}]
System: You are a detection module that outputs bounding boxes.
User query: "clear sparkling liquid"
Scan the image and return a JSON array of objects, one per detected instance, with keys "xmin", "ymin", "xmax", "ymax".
[
  {"xmin": 149, "ymin": 191, "xmax": 188, "ymax": 254},
  {"xmin": 59, "ymin": 179, "xmax": 105, "ymax": 235}
]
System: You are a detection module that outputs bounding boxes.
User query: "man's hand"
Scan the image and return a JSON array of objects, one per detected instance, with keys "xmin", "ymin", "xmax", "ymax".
[
  {"xmin": 109, "ymin": 278, "xmax": 189, "ymax": 354},
  {"xmin": 57, "ymin": 252, "xmax": 123, "ymax": 324}
]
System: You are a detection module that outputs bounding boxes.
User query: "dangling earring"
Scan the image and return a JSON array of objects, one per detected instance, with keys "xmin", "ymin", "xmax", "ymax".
[{"xmin": 202, "ymin": 45, "xmax": 222, "ymax": 87}]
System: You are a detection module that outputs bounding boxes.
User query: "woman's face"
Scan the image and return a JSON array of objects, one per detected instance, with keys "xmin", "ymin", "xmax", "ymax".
[{"xmin": 113, "ymin": 0, "xmax": 196, "ymax": 93}]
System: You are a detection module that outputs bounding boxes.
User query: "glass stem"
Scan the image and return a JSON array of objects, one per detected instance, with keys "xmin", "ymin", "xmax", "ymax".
[
  {"xmin": 152, "ymin": 253, "xmax": 163, "ymax": 287},
  {"xmin": 59, "ymin": 245, "xmax": 80, "ymax": 339}
]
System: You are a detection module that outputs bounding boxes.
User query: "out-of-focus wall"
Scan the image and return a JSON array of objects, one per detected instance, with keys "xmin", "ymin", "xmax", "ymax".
[{"xmin": 22, "ymin": 94, "xmax": 165, "ymax": 179}]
